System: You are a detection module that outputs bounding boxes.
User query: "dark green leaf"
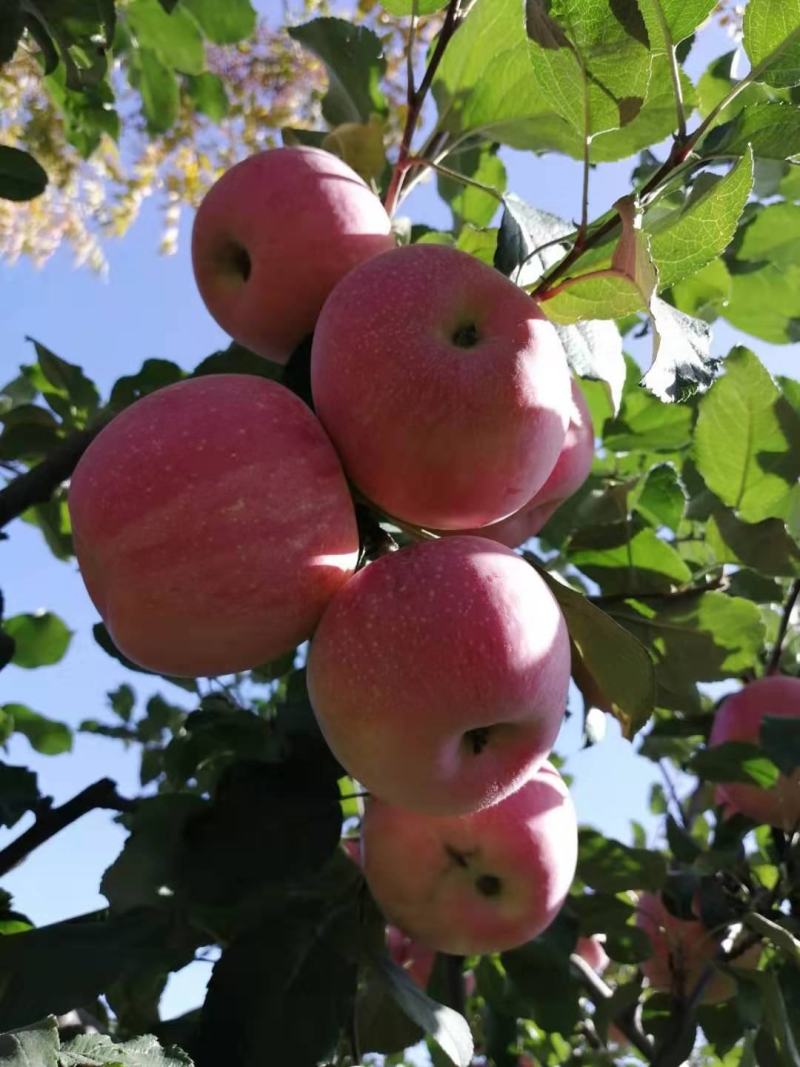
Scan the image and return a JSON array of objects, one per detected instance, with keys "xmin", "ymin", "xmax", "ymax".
[
  {"xmin": 108, "ymin": 684, "xmax": 135, "ymax": 722},
  {"xmin": 6, "ymin": 613, "xmax": 71, "ymax": 669},
  {"xmin": 288, "ymin": 18, "xmax": 387, "ymax": 126},
  {"xmin": 635, "ymin": 463, "xmax": 686, "ymax": 530},
  {"xmin": 689, "ymin": 742, "xmax": 781, "ymax": 788},
  {"xmin": 184, "ymin": 72, "xmax": 228, "ymax": 120},
  {"xmin": 109, "ymin": 359, "xmax": 184, "ymax": 409},
  {"xmin": 0, "ymin": 763, "xmax": 39, "ymax": 829},
  {"xmin": 2, "ymin": 705, "xmax": 71, "ymax": 756},
  {"xmin": 181, "ymin": 0, "xmax": 255, "ymax": 44},
  {"xmin": 707, "ymin": 508, "xmax": 800, "ymax": 577},
  {"xmin": 27, "ymin": 339, "xmax": 100, "ymax": 425},
  {"xmin": 760, "ymin": 717, "xmax": 800, "ymax": 776},
  {"xmin": 578, "ymin": 828, "xmax": 667, "ymax": 892},
  {"xmin": 0, "ymin": 148, "xmax": 47, "ymax": 203},
  {"xmin": 536, "ymin": 569, "xmax": 654, "ymax": 738},
  {"xmin": 501, "ymin": 915, "xmax": 581, "ymax": 1034},
  {"xmin": 370, "ymin": 957, "xmax": 473, "ymax": 1066},
  {"xmin": 704, "ymin": 102, "xmax": 800, "ymax": 160},
  {"xmin": 568, "ymin": 524, "xmax": 693, "ymax": 594},
  {"xmin": 0, "ymin": 2, "xmax": 25, "ymax": 66}
]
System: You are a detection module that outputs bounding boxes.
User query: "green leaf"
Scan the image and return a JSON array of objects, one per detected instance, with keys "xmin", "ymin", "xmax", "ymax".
[
  {"xmin": 694, "ymin": 347, "xmax": 800, "ymax": 523},
  {"xmin": 543, "ymin": 271, "xmax": 644, "ymax": 323},
  {"xmin": 0, "ymin": 911, "xmax": 183, "ymax": 1033},
  {"xmin": 536, "ymin": 570, "xmax": 654, "ymax": 738},
  {"xmin": 704, "ymin": 102, "xmax": 800, "ymax": 161},
  {"xmin": 635, "ymin": 463, "xmax": 686, "ymax": 530},
  {"xmin": 723, "ymin": 261, "xmax": 800, "ymax": 344},
  {"xmin": 578, "ymin": 828, "xmax": 667, "ymax": 892},
  {"xmin": 371, "ymin": 957, "xmax": 473, "ymax": 1066},
  {"xmin": 126, "ymin": 0, "xmax": 205, "ymax": 74},
  {"xmin": 0, "ymin": 764, "xmax": 38, "ymax": 829},
  {"xmin": 109, "ymin": 359, "xmax": 184, "ymax": 409},
  {"xmin": 2, "ymin": 705, "xmax": 71, "ymax": 756},
  {"xmin": 689, "ymin": 742, "xmax": 781, "ymax": 788},
  {"xmin": 437, "ymin": 145, "xmax": 505, "ymax": 229},
  {"xmin": 0, "ymin": 1017, "xmax": 59, "ymax": 1067},
  {"xmin": 137, "ymin": 48, "xmax": 179, "ymax": 134},
  {"xmin": 648, "ymin": 150, "xmax": 754, "ymax": 289},
  {"xmin": 21, "ymin": 496, "xmax": 73, "ymax": 562},
  {"xmin": 108, "ymin": 684, "xmax": 135, "ymax": 722},
  {"xmin": 61, "ymin": 1032, "xmax": 193, "ymax": 1066},
  {"xmin": 604, "ymin": 358, "xmax": 694, "ymax": 451},
  {"xmin": 744, "ymin": 0, "xmax": 800, "ymax": 88},
  {"xmin": 737, "ymin": 202, "xmax": 800, "ymax": 270},
  {"xmin": 5, "ymin": 613, "xmax": 71, "ymax": 669},
  {"xmin": 0, "ymin": 147, "xmax": 47, "ymax": 203},
  {"xmin": 288, "ymin": 18, "xmax": 387, "ymax": 126},
  {"xmin": 642, "ymin": 298, "xmax": 721, "ymax": 403},
  {"xmin": 502, "ymin": 916, "xmax": 581, "ymax": 1034},
  {"xmin": 707, "ymin": 508, "xmax": 800, "ymax": 577},
  {"xmin": 184, "ymin": 72, "xmax": 228, "ymax": 121},
  {"xmin": 636, "ymin": 0, "xmax": 717, "ymax": 47},
  {"xmin": 669, "ymin": 258, "xmax": 731, "ymax": 322},
  {"xmin": 760, "ymin": 717, "xmax": 800, "ymax": 776},
  {"xmin": 180, "ymin": 0, "xmax": 255, "ymax": 44},
  {"xmin": 569, "ymin": 524, "xmax": 693, "ymax": 594},
  {"xmin": 27, "ymin": 339, "xmax": 100, "ymax": 426}
]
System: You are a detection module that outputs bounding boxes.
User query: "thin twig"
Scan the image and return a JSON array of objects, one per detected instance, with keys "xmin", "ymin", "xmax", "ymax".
[
  {"xmin": 767, "ymin": 578, "xmax": 800, "ymax": 675},
  {"xmin": 570, "ymin": 954, "xmax": 654, "ymax": 1061},
  {"xmin": 589, "ymin": 574, "xmax": 727, "ymax": 607},
  {"xmin": 651, "ymin": 1, "xmax": 687, "ymax": 140},
  {"xmin": 0, "ymin": 778, "xmax": 134, "ymax": 877},
  {"xmin": 659, "ymin": 760, "xmax": 688, "ymax": 831}
]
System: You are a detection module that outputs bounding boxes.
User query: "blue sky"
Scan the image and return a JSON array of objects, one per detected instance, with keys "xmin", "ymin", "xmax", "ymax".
[{"xmin": 0, "ymin": 2, "xmax": 798, "ymax": 1022}]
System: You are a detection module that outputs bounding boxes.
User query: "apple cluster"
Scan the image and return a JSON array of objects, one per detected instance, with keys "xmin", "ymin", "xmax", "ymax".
[{"xmin": 68, "ymin": 146, "xmax": 600, "ymax": 957}]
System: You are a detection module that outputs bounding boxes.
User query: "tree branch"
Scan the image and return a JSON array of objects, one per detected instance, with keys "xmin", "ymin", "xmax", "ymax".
[
  {"xmin": 0, "ymin": 777, "xmax": 135, "ymax": 877},
  {"xmin": 0, "ymin": 422, "xmax": 106, "ymax": 530},
  {"xmin": 767, "ymin": 578, "xmax": 800, "ymax": 675},
  {"xmin": 570, "ymin": 954, "xmax": 654, "ymax": 1062}
]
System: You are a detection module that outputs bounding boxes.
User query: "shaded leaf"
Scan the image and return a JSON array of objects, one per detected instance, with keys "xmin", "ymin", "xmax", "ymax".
[
  {"xmin": 0, "ymin": 763, "xmax": 39, "ymax": 829},
  {"xmin": 0, "ymin": 148, "xmax": 47, "ymax": 203},
  {"xmin": 6, "ymin": 613, "xmax": 71, "ymax": 669},
  {"xmin": 689, "ymin": 742, "xmax": 780, "ymax": 788}
]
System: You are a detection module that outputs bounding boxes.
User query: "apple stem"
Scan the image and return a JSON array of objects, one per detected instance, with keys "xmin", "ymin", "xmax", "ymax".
[{"xmin": 766, "ymin": 579, "xmax": 800, "ymax": 676}]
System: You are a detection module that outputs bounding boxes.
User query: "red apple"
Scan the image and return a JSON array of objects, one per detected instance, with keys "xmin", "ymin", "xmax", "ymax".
[
  {"xmin": 362, "ymin": 762, "xmax": 578, "ymax": 955},
  {"xmin": 307, "ymin": 536, "xmax": 571, "ymax": 815},
  {"xmin": 311, "ymin": 243, "xmax": 572, "ymax": 529},
  {"xmin": 386, "ymin": 926, "xmax": 436, "ymax": 989},
  {"xmin": 636, "ymin": 893, "xmax": 759, "ymax": 1004},
  {"xmin": 191, "ymin": 147, "xmax": 395, "ymax": 363},
  {"xmin": 469, "ymin": 380, "xmax": 594, "ymax": 548},
  {"xmin": 709, "ymin": 675, "xmax": 800, "ymax": 831},
  {"xmin": 69, "ymin": 375, "xmax": 359, "ymax": 676}
]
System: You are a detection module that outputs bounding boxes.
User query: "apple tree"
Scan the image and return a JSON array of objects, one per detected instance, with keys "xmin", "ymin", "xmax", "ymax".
[{"xmin": 1, "ymin": 1, "xmax": 800, "ymax": 1066}]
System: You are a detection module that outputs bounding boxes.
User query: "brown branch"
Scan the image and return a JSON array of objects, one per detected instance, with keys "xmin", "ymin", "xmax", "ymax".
[
  {"xmin": 589, "ymin": 575, "xmax": 728, "ymax": 607},
  {"xmin": 767, "ymin": 578, "xmax": 800, "ymax": 675},
  {"xmin": 0, "ymin": 422, "xmax": 107, "ymax": 530},
  {"xmin": 384, "ymin": 0, "xmax": 463, "ymax": 216},
  {"xmin": 570, "ymin": 953, "xmax": 654, "ymax": 1062},
  {"xmin": 0, "ymin": 778, "xmax": 135, "ymax": 877}
]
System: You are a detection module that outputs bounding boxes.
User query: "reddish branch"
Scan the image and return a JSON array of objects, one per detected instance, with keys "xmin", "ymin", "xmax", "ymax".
[
  {"xmin": 0, "ymin": 423, "xmax": 104, "ymax": 530},
  {"xmin": 0, "ymin": 777, "xmax": 135, "ymax": 877}
]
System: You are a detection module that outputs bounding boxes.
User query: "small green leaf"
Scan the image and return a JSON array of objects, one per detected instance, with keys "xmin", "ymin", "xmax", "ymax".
[
  {"xmin": 437, "ymin": 145, "xmax": 505, "ymax": 229},
  {"xmin": 760, "ymin": 717, "xmax": 800, "ymax": 776},
  {"xmin": 373, "ymin": 956, "xmax": 474, "ymax": 1066},
  {"xmin": 0, "ymin": 763, "xmax": 39, "ymax": 829},
  {"xmin": 2, "ymin": 705, "xmax": 71, "ymax": 756},
  {"xmin": 137, "ymin": 48, "xmax": 179, "ymax": 133},
  {"xmin": 0, "ymin": 147, "xmax": 47, "ymax": 203},
  {"xmin": 578, "ymin": 828, "xmax": 667, "ymax": 892},
  {"xmin": 5, "ymin": 612, "xmax": 71, "ymax": 669},
  {"xmin": 744, "ymin": 0, "xmax": 800, "ymax": 88},
  {"xmin": 689, "ymin": 742, "xmax": 781, "ymax": 788},
  {"xmin": 695, "ymin": 347, "xmax": 800, "ymax": 523},
  {"xmin": 180, "ymin": 0, "xmax": 255, "ymax": 44},
  {"xmin": 127, "ymin": 0, "xmax": 205, "ymax": 74},
  {"xmin": 535, "ymin": 570, "xmax": 654, "ymax": 738},
  {"xmin": 184, "ymin": 71, "xmax": 228, "ymax": 121},
  {"xmin": 635, "ymin": 463, "xmax": 686, "ymax": 530},
  {"xmin": 703, "ymin": 102, "xmax": 800, "ymax": 161},
  {"xmin": 108, "ymin": 684, "xmax": 135, "ymax": 722},
  {"xmin": 288, "ymin": 18, "xmax": 387, "ymax": 126}
]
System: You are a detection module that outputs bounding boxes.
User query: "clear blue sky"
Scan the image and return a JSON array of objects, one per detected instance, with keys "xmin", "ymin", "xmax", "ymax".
[{"xmin": 0, "ymin": 3, "xmax": 797, "ymax": 1022}]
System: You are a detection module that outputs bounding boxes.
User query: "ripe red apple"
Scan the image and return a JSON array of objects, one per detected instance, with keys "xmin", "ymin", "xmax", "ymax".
[
  {"xmin": 69, "ymin": 375, "xmax": 359, "ymax": 676},
  {"xmin": 636, "ymin": 893, "xmax": 759, "ymax": 1004},
  {"xmin": 469, "ymin": 380, "xmax": 594, "ymax": 548},
  {"xmin": 191, "ymin": 147, "xmax": 395, "ymax": 363},
  {"xmin": 709, "ymin": 675, "xmax": 800, "ymax": 831},
  {"xmin": 307, "ymin": 536, "xmax": 571, "ymax": 815},
  {"xmin": 362, "ymin": 762, "xmax": 577, "ymax": 955},
  {"xmin": 311, "ymin": 243, "xmax": 572, "ymax": 529},
  {"xmin": 386, "ymin": 926, "xmax": 436, "ymax": 989}
]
